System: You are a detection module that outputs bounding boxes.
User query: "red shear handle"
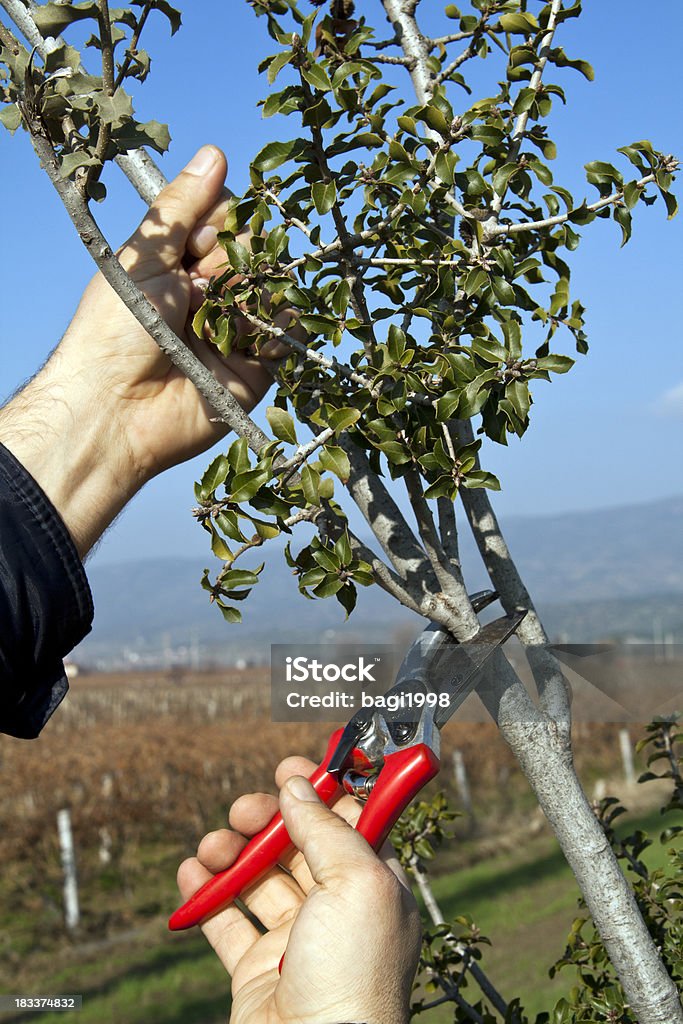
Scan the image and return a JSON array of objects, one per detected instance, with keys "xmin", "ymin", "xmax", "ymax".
[
  {"xmin": 356, "ymin": 744, "xmax": 440, "ymax": 852},
  {"xmin": 168, "ymin": 730, "xmax": 344, "ymax": 931}
]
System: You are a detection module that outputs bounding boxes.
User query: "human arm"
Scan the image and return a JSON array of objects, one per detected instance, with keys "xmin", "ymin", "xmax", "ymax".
[
  {"xmin": 177, "ymin": 755, "xmax": 422, "ymax": 1024},
  {"xmin": 0, "ymin": 146, "xmax": 282, "ymax": 737}
]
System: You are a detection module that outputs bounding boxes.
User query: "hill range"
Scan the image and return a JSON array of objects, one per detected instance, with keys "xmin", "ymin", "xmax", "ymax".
[{"xmin": 77, "ymin": 495, "xmax": 683, "ymax": 667}]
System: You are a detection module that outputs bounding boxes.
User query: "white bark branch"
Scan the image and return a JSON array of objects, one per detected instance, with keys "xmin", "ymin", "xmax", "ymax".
[
  {"xmin": 487, "ymin": 173, "xmax": 657, "ymax": 238},
  {"xmin": 490, "ymin": 0, "xmax": 562, "ymax": 216},
  {"xmin": 452, "ymin": 420, "xmax": 571, "ymax": 729},
  {"xmin": 384, "ymin": 3, "xmax": 683, "ymax": 1019}
]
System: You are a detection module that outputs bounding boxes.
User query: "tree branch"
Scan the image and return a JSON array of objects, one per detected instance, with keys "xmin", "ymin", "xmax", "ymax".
[
  {"xmin": 451, "ymin": 421, "xmax": 570, "ymax": 729},
  {"xmin": 437, "ymin": 495, "xmax": 460, "ymax": 569},
  {"xmin": 404, "ymin": 464, "xmax": 470, "ymax": 613},
  {"xmin": 490, "ymin": 0, "xmax": 563, "ymax": 215},
  {"xmin": 338, "ymin": 437, "xmax": 438, "ymax": 599},
  {"xmin": 486, "ymin": 173, "xmax": 658, "ymax": 238},
  {"xmin": 114, "ymin": 0, "xmax": 153, "ymax": 90},
  {"xmin": 410, "ymin": 856, "xmax": 512, "ymax": 1021}
]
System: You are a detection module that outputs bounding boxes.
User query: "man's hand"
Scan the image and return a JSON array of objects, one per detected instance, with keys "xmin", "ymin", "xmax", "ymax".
[
  {"xmin": 0, "ymin": 146, "xmax": 281, "ymax": 557},
  {"xmin": 177, "ymin": 756, "xmax": 422, "ymax": 1024}
]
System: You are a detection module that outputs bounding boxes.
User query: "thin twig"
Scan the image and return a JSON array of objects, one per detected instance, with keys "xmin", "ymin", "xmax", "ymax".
[
  {"xmin": 486, "ymin": 173, "xmax": 658, "ymax": 238},
  {"xmin": 114, "ymin": 0, "xmax": 153, "ymax": 89},
  {"xmin": 490, "ymin": 0, "xmax": 563, "ymax": 215},
  {"xmin": 410, "ymin": 855, "xmax": 513, "ymax": 1021},
  {"xmin": 84, "ymin": 0, "xmax": 116, "ymax": 194}
]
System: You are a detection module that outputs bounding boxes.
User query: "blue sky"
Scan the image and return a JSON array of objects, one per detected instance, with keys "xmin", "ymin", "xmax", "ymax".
[{"xmin": 0, "ymin": 1, "xmax": 681, "ymax": 567}]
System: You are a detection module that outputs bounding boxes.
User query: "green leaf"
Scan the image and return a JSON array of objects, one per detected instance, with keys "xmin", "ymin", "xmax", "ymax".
[
  {"xmin": 500, "ymin": 12, "xmax": 538, "ymax": 33},
  {"xmin": 512, "ymin": 88, "xmax": 536, "ymax": 115},
  {"xmin": 614, "ymin": 205, "xmax": 632, "ymax": 246},
  {"xmin": 493, "ymin": 162, "xmax": 519, "ymax": 196},
  {"xmin": 299, "ymin": 313, "xmax": 338, "ymax": 336},
  {"xmin": 334, "ymin": 531, "xmax": 353, "ymax": 565},
  {"xmin": 266, "ymin": 406, "xmax": 298, "ymax": 444},
  {"xmin": 336, "ymin": 583, "xmax": 357, "ymax": 618},
  {"xmin": 252, "ymin": 138, "xmax": 306, "ymax": 172},
  {"xmin": 301, "ymin": 464, "xmax": 321, "ymax": 505},
  {"xmin": 225, "ymin": 239, "xmax": 251, "ymax": 272},
  {"xmin": 319, "ymin": 445, "xmax": 351, "ymax": 482},
  {"xmin": 111, "ymin": 119, "xmax": 171, "ymax": 155},
  {"xmin": 216, "ymin": 512, "xmax": 247, "ymax": 543},
  {"xmin": 312, "ymin": 180, "xmax": 337, "ymax": 215},
  {"xmin": 217, "ymin": 604, "xmax": 242, "ymax": 624},
  {"xmin": 318, "ymin": 476, "xmax": 334, "ymax": 500},
  {"xmin": 585, "ymin": 161, "xmax": 623, "ymax": 187},
  {"xmin": 33, "ymin": 1, "xmax": 99, "ymax": 37},
  {"xmin": 59, "ymin": 151, "xmax": 101, "ymax": 179},
  {"xmin": 328, "ymin": 408, "xmax": 361, "ymax": 434},
  {"xmin": 0, "ymin": 104, "xmax": 22, "ymax": 133},
  {"xmin": 472, "ymin": 337, "xmax": 507, "ymax": 364},
  {"xmin": 377, "ymin": 439, "xmax": 410, "ymax": 465},
  {"xmin": 150, "ymin": 0, "xmax": 182, "ymax": 34},
  {"xmin": 331, "ymin": 279, "xmax": 351, "ymax": 316},
  {"xmin": 228, "ymin": 437, "xmax": 251, "ymax": 475},
  {"xmin": 95, "ymin": 88, "xmax": 134, "ymax": 129},
  {"xmin": 312, "ymin": 545, "xmax": 341, "ymax": 572},
  {"xmin": 501, "ymin": 320, "xmax": 522, "ymax": 360},
  {"xmin": 302, "ymin": 62, "xmax": 333, "ymax": 92},
  {"xmin": 536, "ymin": 355, "xmax": 575, "ymax": 374},
  {"xmin": 221, "ymin": 567, "xmax": 263, "ymax": 588},
  {"xmin": 387, "ymin": 324, "xmax": 407, "ymax": 362},
  {"xmin": 506, "ymin": 380, "xmax": 531, "ymax": 420},
  {"xmin": 199, "ymin": 454, "xmax": 230, "ymax": 499},
  {"xmin": 267, "ymin": 50, "xmax": 293, "ymax": 84},
  {"xmin": 435, "ymin": 390, "xmax": 461, "ymax": 422},
  {"xmin": 210, "ymin": 527, "xmax": 232, "ymax": 562},
  {"xmin": 623, "ymin": 181, "xmax": 641, "ymax": 210},
  {"xmin": 253, "ymin": 519, "xmax": 280, "ymax": 540},
  {"xmin": 313, "ymin": 575, "xmax": 344, "ymax": 598},
  {"xmin": 462, "ymin": 470, "xmax": 501, "ymax": 491},
  {"xmin": 490, "ymin": 276, "xmax": 516, "ymax": 305},
  {"xmin": 230, "ymin": 468, "xmax": 271, "ymax": 502},
  {"xmin": 435, "ymin": 149, "xmax": 458, "ymax": 186}
]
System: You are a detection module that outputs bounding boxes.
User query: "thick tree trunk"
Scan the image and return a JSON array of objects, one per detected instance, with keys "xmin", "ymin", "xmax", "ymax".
[{"xmin": 378, "ymin": 3, "xmax": 683, "ymax": 1019}]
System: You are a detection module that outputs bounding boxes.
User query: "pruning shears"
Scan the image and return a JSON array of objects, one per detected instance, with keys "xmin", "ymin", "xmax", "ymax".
[{"xmin": 169, "ymin": 590, "xmax": 525, "ymax": 932}]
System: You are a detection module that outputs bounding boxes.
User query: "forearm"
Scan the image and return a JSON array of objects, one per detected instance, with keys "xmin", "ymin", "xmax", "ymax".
[{"xmin": 0, "ymin": 344, "xmax": 143, "ymax": 559}]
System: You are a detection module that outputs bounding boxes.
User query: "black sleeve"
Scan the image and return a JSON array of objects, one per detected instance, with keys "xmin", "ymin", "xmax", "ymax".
[{"xmin": 0, "ymin": 442, "xmax": 93, "ymax": 739}]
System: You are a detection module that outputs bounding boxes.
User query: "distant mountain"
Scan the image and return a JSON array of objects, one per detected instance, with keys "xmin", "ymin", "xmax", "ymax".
[{"xmin": 77, "ymin": 495, "xmax": 683, "ymax": 666}]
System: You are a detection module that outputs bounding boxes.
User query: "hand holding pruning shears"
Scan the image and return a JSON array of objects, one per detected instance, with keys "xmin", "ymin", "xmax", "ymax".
[
  {"xmin": 175, "ymin": 593, "xmax": 525, "ymax": 1024},
  {"xmin": 176, "ymin": 760, "xmax": 422, "ymax": 1024}
]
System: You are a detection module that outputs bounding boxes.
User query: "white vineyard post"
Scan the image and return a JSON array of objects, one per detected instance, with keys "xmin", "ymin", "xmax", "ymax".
[
  {"xmin": 452, "ymin": 750, "xmax": 473, "ymax": 816},
  {"xmin": 619, "ymin": 728, "xmax": 636, "ymax": 786},
  {"xmin": 57, "ymin": 808, "xmax": 80, "ymax": 931}
]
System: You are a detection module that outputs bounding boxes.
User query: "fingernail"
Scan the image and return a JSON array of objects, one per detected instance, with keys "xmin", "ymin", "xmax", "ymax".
[
  {"xmin": 190, "ymin": 224, "xmax": 218, "ymax": 254},
  {"xmin": 185, "ymin": 146, "xmax": 219, "ymax": 177},
  {"xmin": 286, "ymin": 776, "xmax": 318, "ymax": 802},
  {"xmin": 192, "ymin": 277, "xmax": 210, "ymax": 293}
]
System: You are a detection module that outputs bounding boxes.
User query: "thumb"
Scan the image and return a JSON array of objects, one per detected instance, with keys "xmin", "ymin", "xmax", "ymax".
[
  {"xmin": 120, "ymin": 145, "xmax": 227, "ymax": 275},
  {"xmin": 279, "ymin": 776, "xmax": 376, "ymax": 887}
]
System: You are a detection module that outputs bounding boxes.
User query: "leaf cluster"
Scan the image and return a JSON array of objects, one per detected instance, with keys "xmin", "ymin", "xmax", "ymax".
[
  {"xmin": 0, "ymin": 1, "xmax": 178, "ymax": 198},
  {"xmin": 181, "ymin": 0, "xmax": 678, "ymax": 620}
]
